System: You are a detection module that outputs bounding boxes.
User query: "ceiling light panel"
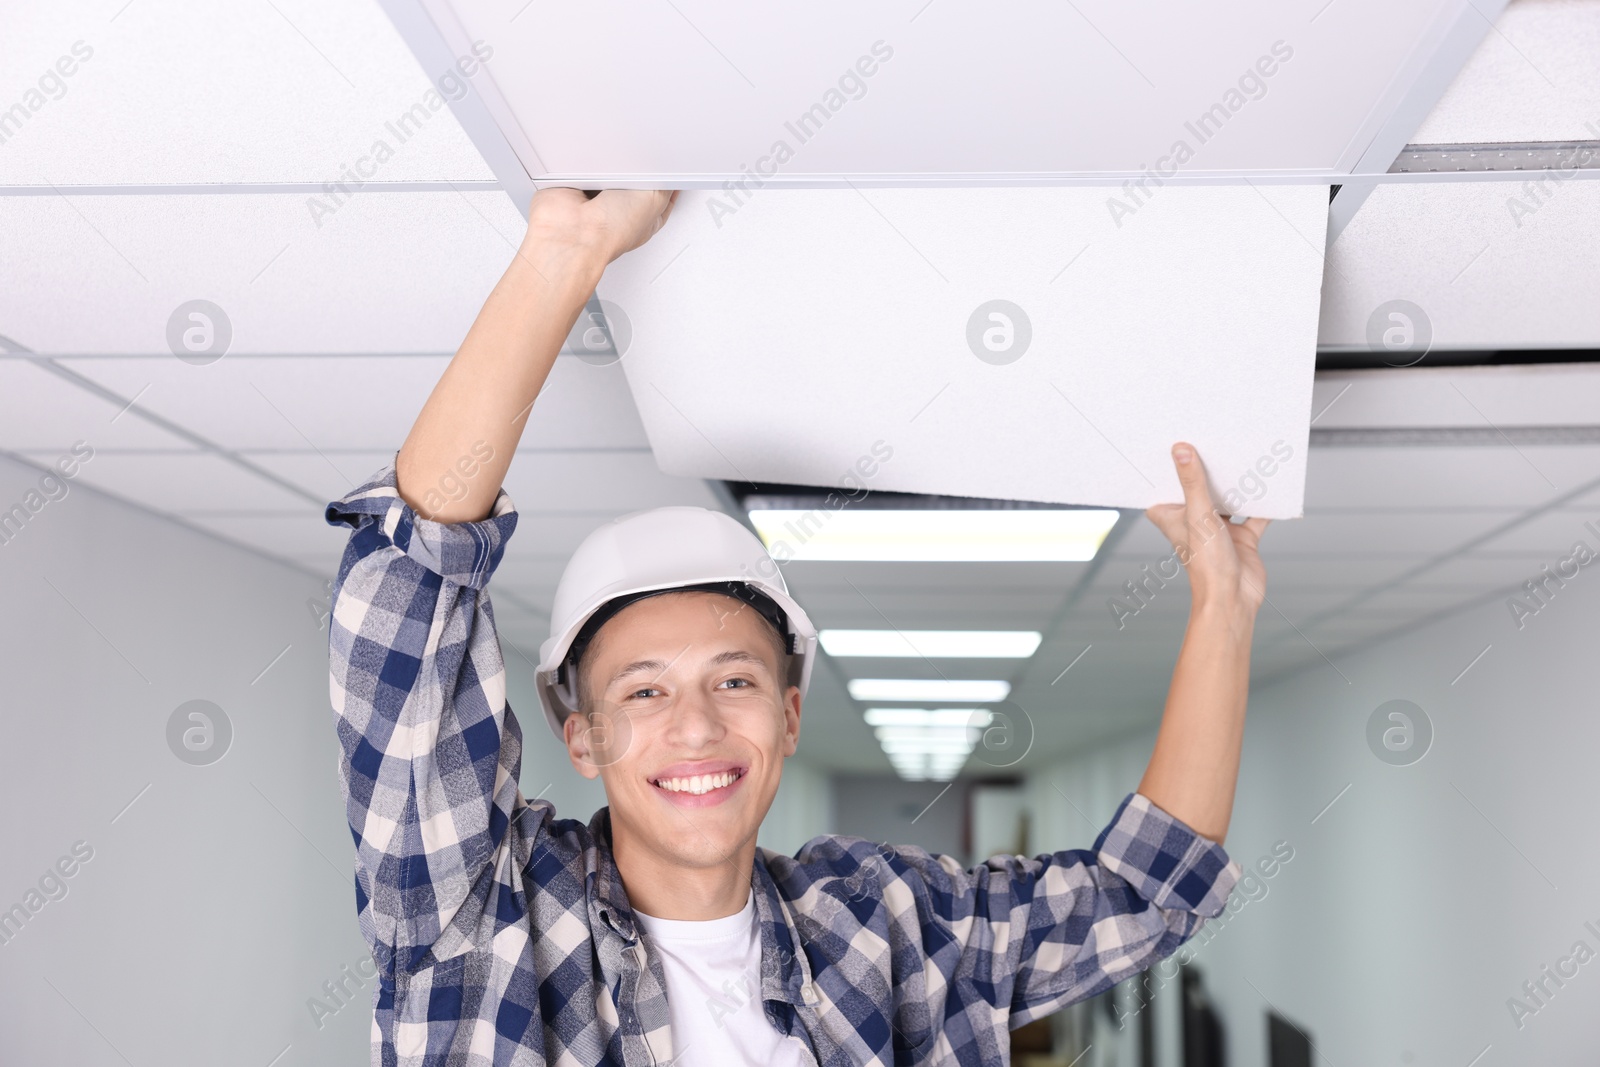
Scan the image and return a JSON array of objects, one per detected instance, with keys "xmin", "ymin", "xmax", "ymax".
[
  {"xmin": 821, "ymin": 630, "xmax": 1042, "ymax": 657},
  {"xmin": 750, "ymin": 509, "xmax": 1119, "ymax": 562},
  {"xmin": 404, "ymin": 0, "xmax": 1481, "ymax": 182},
  {"xmin": 847, "ymin": 679, "xmax": 1011, "ymax": 703},
  {"xmin": 863, "ymin": 708, "xmax": 995, "ymax": 727},
  {"xmin": 1, "ymin": 0, "xmax": 494, "ymax": 185}
]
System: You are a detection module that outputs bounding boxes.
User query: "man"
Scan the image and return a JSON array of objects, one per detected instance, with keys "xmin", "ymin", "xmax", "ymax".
[{"xmin": 326, "ymin": 188, "xmax": 1268, "ymax": 1066}]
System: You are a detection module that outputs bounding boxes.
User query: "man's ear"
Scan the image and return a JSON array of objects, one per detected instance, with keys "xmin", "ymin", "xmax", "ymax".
[
  {"xmin": 781, "ymin": 684, "xmax": 802, "ymax": 757},
  {"xmin": 564, "ymin": 712, "xmax": 602, "ymax": 780}
]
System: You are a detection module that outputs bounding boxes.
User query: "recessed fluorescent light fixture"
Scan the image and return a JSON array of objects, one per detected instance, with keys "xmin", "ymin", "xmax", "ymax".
[
  {"xmin": 746, "ymin": 508, "xmax": 1118, "ymax": 562},
  {"xmin": 847, "ymin": 679, "xmax": 1011, "ymax": 703},
  {"xmin": 821, "ymin": 630, "xmax": 1042, "ymax": 659},
  {"xmin": 864, "ymin": 708, "xmax": 994, "ymax": 728}
]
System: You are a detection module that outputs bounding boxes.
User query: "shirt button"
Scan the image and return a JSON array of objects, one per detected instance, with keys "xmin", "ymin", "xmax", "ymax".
[{"xmin": 801, "ymin": 982, "xmax": 819, "ymax": 1005}]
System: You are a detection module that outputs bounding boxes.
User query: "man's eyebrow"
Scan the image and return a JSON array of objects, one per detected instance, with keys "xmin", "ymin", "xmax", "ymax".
[
  {"xmin": 607, "ymin": 649, "xmax": 771, "ymax": 687},
  {"xmin": 608, "ymin": 660, "xmax": 668, "ymax": 686},
  {"xmin": 709, "ymin": 649, "xmax": 770, "ymax": 669}
]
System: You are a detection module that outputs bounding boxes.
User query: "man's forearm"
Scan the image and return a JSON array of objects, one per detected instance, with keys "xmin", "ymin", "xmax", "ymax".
[
  {"xmin": 396, "ymin": 236, "xmax": 608, "ymax": 523},
  {"xmin": 1135, "ymin": 596, "xmax": 1257, "ymax": 845}
]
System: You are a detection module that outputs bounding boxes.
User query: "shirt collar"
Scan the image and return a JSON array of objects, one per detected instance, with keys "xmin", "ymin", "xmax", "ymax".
[
  {"xmin": 587, "ymin": 806, "xmax": 640, "ymax": 943},
  {"xmin": 584, "ymin": 806, "xmax": 816, "ymax": 1003},
  {"xmin": 751, "ymin": 844, "xmax": 817, "ymax": 1007}
]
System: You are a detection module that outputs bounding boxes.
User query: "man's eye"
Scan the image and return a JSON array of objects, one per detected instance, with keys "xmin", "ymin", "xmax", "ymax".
[
  {"xmin": 629, "ymin": 687, "xmax": 661, "ymax": 699},
  {"xmin": 720, "ymin": 677, "xmax": 752, "ymax": 689}
]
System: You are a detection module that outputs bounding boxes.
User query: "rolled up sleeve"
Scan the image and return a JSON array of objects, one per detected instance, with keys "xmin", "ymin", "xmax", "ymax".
[
  {"xmin": 872, "ymin": 790, "xmax": 1240, "ymax": 1042},
  {"xmin": 324, "ymin": 461, "xmax": 527, "ymax": 979}
]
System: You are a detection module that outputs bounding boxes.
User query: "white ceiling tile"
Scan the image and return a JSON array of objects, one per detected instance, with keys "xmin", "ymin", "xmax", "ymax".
[
  {"xmin": 243, "ymin": 450, "xmax": 398, "ymax": 502},
  {"xmin": 1252, "ymin": 555, "xmax": 1434, "ymax": 588},
  {"xmin": 523, "ymin": 359, "xmax": 653, "ymax": 450},
  {"xmin": 1343, "ymin": 584, "xmax": 1502, "ymax": 617},
  {"xmin": 1085, "ymin": 551, "xmax": 1431, "ymax": 592},
  {"xmin": 0, "ymin": 0, "xmax": 494, "ymax": 185},
  {"xmin": 432, "ymin": 0, "xmax": 1471, "ymax": 179},
  {"xmin": 1319, "ymin": 181, "xmax": 1600, "ymax": 349},
  {"xmin": 57, "ymin": 354, "xmax": 645, "ymax": 457},
  {"xmin": 1302, "ymin": 446, "xmax": 1600, "ymax": 509},
  {"xmin": 1409, "ymin": 0, "xmax": 1600, "ymax": 144},
  {"xmin": 1415, "ymin": 552, "xmax": 1556, "ymax": 586},
  {"xmin": 1279, "ymin": 617, "xmax": 1405, "ymax": 649},
  {"xmin": 1472, "ymin": 508, "xmax": 1600, "ymax": 554},
  {"xmin": 495, "ymin": 515, "xmax": 640, "ymax": 566},
  {"xmin": 0, "ymin": 192, "xmax": 520, "ymax": 355},
  {"xmin": 183, "ymin": 511, "xmax": 348, "ymax": 560},
  {"xmin": 1258, "ymin": 508, "xmax": 1522, "ymax": 555},
  {"xmin": 57, "ymin": 358, "xmax": 444, "ymax": 451},
  {"xmin": 606, "ymin": 185, "xmax": 1325, "ymax": 519},
  {"xmin": 498, "ymin": 452, "xmax": 718, "ymax": 513},
  {"xmin": 0, "ymin": 358, "xmax": 196, "ymax": 451},
  {"xmin": 1309, "ymin": 365, "xmax": 1600, "ymax": 429},
  {"xmin": 1111, "ymin": 504, "xmax": 1533, "ymax": 559},
  {"xmin": 20, "ymin": 450, "xmax": 317, "ymax": 513}
]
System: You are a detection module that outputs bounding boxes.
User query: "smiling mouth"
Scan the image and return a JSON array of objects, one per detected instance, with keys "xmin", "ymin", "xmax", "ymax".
[{"xmin": 650, "ymin": 768, "xmax": 747, "ymax": 796}]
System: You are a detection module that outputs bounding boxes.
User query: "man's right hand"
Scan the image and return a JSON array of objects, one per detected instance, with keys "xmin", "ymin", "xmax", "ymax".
[
  {"xmin": 395, "ymin": 188, "xmax": 678, "ymax": 523},
  {"xmin": 525, "ymin": 188, "xmax": 680, "ymax": 266}
]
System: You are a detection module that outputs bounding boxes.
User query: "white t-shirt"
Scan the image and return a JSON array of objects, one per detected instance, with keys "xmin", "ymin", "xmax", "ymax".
[{"xmin": 633, "ymin": 889, "xmax": 813, "ymax": 1066}]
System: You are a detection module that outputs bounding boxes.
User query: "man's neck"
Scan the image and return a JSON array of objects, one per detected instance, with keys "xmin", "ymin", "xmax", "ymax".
[{"xmin": 609, "ymin": 817, "xmax": 759, "ymax": 920}]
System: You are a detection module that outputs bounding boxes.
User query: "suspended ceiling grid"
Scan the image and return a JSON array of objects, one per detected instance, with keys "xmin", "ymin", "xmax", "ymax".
[{"xmin": 2, "ymin": 0, "xmax": 1599, "ymax": 773}]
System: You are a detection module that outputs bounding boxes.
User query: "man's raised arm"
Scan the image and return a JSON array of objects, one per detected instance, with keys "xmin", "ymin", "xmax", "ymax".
[
  {"xmin": 396, "ymin": 189, "xmax": 677, "ymax": 523},
  {"xmin": 1135, "ymin": 442, "xmax": 1270, "ymax": 845}
]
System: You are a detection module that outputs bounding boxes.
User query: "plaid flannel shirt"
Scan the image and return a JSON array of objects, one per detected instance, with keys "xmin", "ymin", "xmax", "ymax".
[{"xmin": 326, "ymin": 464, "xmax": 1242, "ymax": 1067}]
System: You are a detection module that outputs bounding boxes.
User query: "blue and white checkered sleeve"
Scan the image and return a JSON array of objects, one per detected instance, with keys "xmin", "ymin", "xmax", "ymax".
[
  {"xmin": 878, "ymin": 792, "xmax": 1240, "ymax": 1035},
  {"xmin": 324, "ymin": 461, "xmax": 525, "ymax": 979},
  {"xmin": 1005, "ymin": 791, "xmax": 1241, "ymax": 1023}
]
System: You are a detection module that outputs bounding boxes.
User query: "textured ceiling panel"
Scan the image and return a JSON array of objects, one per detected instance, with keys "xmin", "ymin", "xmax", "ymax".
[
  {"xmin": 1319, "ymin": 181, "xmax": 1600, "ymax": 349},
  {"xmin": 1309, "ymin": 365, "xmax": 1600, "ymax": 428},
  {"xmin": 1408, "ymin": 0, "xmax": 1600, "ymax": 145},
  {"xmin": 498, "ymin": 452, "xmax": 720, "ymax": 514},
  {"xmin": 0, "ymin": 359, "xmax": 195, "ymax": 451},
  {"xmin": 1301, "ymin": 445, "xmax": 1600, "ymax": 509},
  {"xmin": 422, "ymin": 0, "xmax": 1477, "ymax": 181},
  {"xmin": 0, "ymin": 0, "xmax": 494, "ymax": 185},
  {"xmin": 0, "ymin": 192, "xmax": 520, "ymax": 355},
  {"xmin": 18, "ymin": 450, "xmax": 315, "ymax": 512}
]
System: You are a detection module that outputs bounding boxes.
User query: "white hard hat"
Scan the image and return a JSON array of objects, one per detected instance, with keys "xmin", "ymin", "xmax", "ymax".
[{"xmin": 535, "ymin": 505, "xmax": 818, "ymax": 742}]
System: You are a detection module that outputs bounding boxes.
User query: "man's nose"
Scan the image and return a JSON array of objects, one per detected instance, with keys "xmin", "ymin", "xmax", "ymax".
[{"xmin": 665, "ymin": 686, "xmax": 723, "ymax": 743}]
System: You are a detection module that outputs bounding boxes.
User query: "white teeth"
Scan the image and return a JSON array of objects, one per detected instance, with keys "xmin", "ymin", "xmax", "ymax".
[{"xmin": 655, "ymin": 771, "xmax": 741, "ymax": 795}]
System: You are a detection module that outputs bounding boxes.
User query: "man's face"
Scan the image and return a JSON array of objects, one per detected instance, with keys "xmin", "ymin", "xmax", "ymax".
[{"xmin": 562, "ymin": 591, "xmax": 801, "ymax": 871}]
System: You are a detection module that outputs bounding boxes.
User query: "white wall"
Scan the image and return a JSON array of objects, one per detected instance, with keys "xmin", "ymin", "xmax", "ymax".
[
  {"xmin": 503, "ymin": 655, "xmax": 610, "ymax": 820},
  {"xmin": 0, "ymin": 451, "xmax": 370, "ymax": 1065},
  {"xmin": 0, "ymin": 443, "xmax": 838, "ymax": 1067},
  {"xmin": 831, "ymin": 774, "xmax": 970, "ymax": 860},
  {"xmin": 1026, "ymin": 551, "xmax": 1600, "ymax": 1064},
  {"xmin": 760, "ymin": 756, "xmax": 836, "ymax": 858}
]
